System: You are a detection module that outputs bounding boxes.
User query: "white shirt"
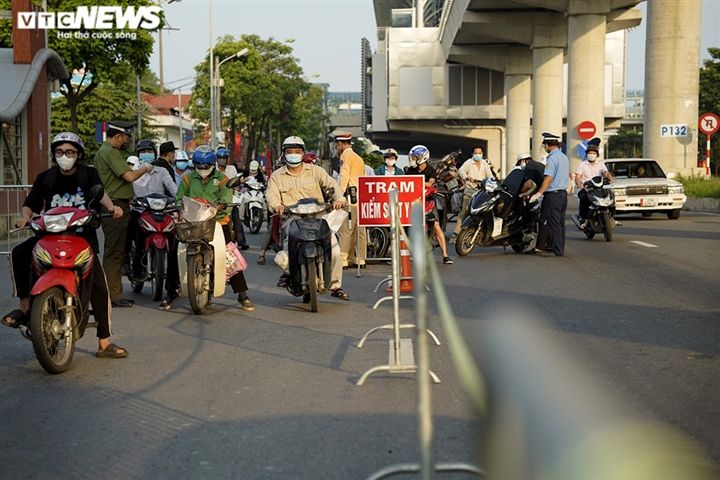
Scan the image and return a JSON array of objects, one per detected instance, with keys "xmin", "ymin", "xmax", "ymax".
[
  {"xmin": 364, "ymin": 165, "xmax": 375, "ymax": 176},
  {"xmin": 458, "ymin": 158, "xmax": 493, "ymax": 185},
  {"xmin": 218, "ymin": 165, "xmax": 238, "ymax": 179},
  {"xmin": 575, "ymin": 160, "xmax": 608, "ymax": 188}
]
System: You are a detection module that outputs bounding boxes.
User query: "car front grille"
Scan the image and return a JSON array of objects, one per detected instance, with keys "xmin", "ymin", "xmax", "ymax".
[{"xmin": 626, "ymin": 185, "xmax": 668, "ymax": 196}]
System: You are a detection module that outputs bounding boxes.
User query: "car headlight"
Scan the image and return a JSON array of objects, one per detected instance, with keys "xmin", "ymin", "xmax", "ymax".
[
  {"xmin": 668, "ymin": 185, "xmax": 684, "ymax": 194},
  {"xmin": 73, "ymin": 246, "xmax": 94, "ymax": 276},
  {"xmin": 32, "ymin": 244, "xmax": 53, "ymax": 273},
  {"xmin": 148, "ymin": 198, "xmax": 168, "ymax": 211},
  {"xmin": 43, "ymin": 213, "xmax": 74, "ymax": 232},
  {"xmin": 612, "ymin": 187, "xmax": 627, "ymax": 196}
]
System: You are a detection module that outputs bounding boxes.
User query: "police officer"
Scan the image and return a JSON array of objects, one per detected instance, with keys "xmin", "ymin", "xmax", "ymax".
[
  {"xmin": 334, "ymin": 130, "xmax": 367, "ymax": 269},
  {"xmin": 94, "ymin": 120, "xmax": 154, "ymax": 307},
  {"xmin": 530, "ymin": 132, "xmax": 570, "ymax": 257}
]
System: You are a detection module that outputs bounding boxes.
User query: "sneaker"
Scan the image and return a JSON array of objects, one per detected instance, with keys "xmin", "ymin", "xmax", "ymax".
[
  {"xmin": 159, "ymin": 291, "xmax": 179, "ymax": 310},
  {"xmin": 277, "ymin": 274, "xmax": 289, "ymax": 288},
  {"xmin": 443, "ymin": 256, "xmax": 453, "ymax": 265},
  {"xmin": 449, "ymin": 233, "xmax": 457, "ymax": 244},
  {"xmin": 111, "ymin": 299, "xmax": 135, "ymax": 308},
  {"xmin": 239, "ymin": 244, "xmax": 250, "ymax": 251},
  {"xmin": 238, "ymin": 296, "xmax": 255, "ymax": 312}
]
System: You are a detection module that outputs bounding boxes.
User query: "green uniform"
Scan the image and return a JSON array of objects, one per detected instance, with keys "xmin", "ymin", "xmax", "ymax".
[
  {"xmin": 176, "ymin": 169, "xmax": 232, "ymax": 224},
  {"xmin": 94, "ymin": 141, "xmax": 133, "ymax": 200}
]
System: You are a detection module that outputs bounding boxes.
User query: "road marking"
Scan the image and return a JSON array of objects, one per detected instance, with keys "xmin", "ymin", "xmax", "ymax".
[{"xmin": 631, "ymin": 240, "xmax": 658, "ymax": 248}]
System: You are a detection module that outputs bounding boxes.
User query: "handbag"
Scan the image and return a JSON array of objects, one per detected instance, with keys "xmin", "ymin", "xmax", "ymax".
[{"xmin": 225, "ymin": 241, "xmax": 248, "ymax": 280}]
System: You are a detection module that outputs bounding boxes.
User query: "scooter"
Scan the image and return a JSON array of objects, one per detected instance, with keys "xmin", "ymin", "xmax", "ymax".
[
  {"xmin": 11, "ymin": 185, "xmax": 109, "ymax": 374},
  {"xmin": 235, "ymin": 178, "xmax": 266, "ymax": 234},
  {"xmin": 129, "ymin": 194, "xmax": 178, "ymax": 301},
  {"xmin": 571, "ymin": 175, "xmax": 616, "ymax": 242},
  {"xmin": 455, "ymin": 177, "xmax": 541, "ymax": 256}
]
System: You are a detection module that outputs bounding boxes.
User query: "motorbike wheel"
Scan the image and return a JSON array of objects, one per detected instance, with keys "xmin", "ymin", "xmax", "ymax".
[
  {"xmin": 130, "ymin": 246, "xmax": 143, "ymax": 293},
  {"xmin": 603, "ymin": 213, "xmax": 613, "ymax": 242},
  {"xmin": 187, "ymin": 253, "xmax": 209, "ymax": 315},
  {"xmin": 30, "ymin": 287, "xmax": 75, "ymax": 374},
  {"xmin": 307, "ymin": 259, "xmax": 319, "ymax": 312},
  {"xmin": 249, "ymin": 208, "xmax": 263, "ymax": 234},
  {"xmin": 585, "ymin": 229, "xmax": 596, "ymax": 240},
  {"xmin": 151, "ymin": 247, "xmax": 165, "ymax": 301},
  {"xmin": 366, "ymin": 227, "xmax": 389, "ymax": 261},
  {"xmin": 511, "ymin": 243, "xmax": 530, "ymax": 253},
  {"xmin": 455, "ymin": 228, "xmax": 476, "ymax": 256}
]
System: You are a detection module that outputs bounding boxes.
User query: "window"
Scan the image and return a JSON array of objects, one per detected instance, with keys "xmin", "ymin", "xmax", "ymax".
[
  {"xmin": 2, "ymin": 115, "xmax": 23, "ymax": 185},
  {"xmin": 447, "ymin": 65, "xmax": 504, "ymax": 107}
]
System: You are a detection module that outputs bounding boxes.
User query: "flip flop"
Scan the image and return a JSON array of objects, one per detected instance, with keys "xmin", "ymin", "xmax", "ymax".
[
  {"xmin": 257, "ymin": 255, "xmax": 266, "ymax": 265},
  {"xmin": 1, "ymin": 309, "xmax": 27, "ymax": 329},
  {"xmin": 96, "ymin": 343, "xmax": 129, "ymax": 359},
  {"xmin": 331, "ymin": 288, "xmax": 350, "ymax": 301}
]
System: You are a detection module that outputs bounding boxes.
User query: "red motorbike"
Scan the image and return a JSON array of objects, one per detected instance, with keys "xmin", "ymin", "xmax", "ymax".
[
  {"xmin": 15, "ymin": 185, "xmax": 107, "ymax": 374},
  {"xmin": 129, "ymin": 194, "xmax": 178, "ymax": 301}
]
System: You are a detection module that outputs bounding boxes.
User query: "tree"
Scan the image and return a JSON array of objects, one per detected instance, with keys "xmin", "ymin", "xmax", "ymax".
[
  {"xmin": 608, "ymin": 126, "xmax": 643, "ymax": 159},
  {"xmin": 284, "ymin": 83, "xmax": 330, "ymax": 153},
  {"xmin": 699, "ymin": 47, "xmax": 720, "ymax": 175},
  {"xmin": 0, "ymin": 0, "xmax": 160, "ymax": 133}
]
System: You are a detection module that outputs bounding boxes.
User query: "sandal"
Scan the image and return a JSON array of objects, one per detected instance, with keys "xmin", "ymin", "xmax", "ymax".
[
  {"xmin": 331, "ymin": 288, "xmax": 350, "ymax": 301},
  {"xmin": 1, "ymin": 309, "xmax": 27, "ymax": 329},
  {"xmin": 257, "ymin": 255, "xmax": 266, "ymax": 265},
  {"xmin": 96, "ymin": 343, "xmax": 129, "ymax": 359}
]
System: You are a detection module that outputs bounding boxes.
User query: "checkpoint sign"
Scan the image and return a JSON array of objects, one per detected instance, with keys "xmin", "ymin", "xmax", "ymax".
[
  {"xmin": 699, "ymin": 113, "xmax": 720, "ymax": 135},
  {"xmin": 577, "ymin": 121, "xmax": 597, "ymax": 140},
  {"xmin": 357, "ymin": 175, "xmax": 425, "ymax": 227}
]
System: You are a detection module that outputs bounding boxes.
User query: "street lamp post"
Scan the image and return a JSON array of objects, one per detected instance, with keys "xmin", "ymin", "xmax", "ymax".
[
  {"xmin": 156, "ymin": 0, "xmax": 181, "ymax": 93},
  {"xmin": 212, "ymin": 48, "xmax": 249, "ymax": 151}
]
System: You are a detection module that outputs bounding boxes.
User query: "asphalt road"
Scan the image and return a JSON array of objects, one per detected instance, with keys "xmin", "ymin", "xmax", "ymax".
[{"xmin": 1, "ymin": 206, "xmax": 718, "ymax": 479}]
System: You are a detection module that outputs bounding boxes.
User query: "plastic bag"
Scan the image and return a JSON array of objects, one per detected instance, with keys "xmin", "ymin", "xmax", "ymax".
[
  {"xmin": 274, "ymin": 250, "xmax": 289, "ymax": 273},
  {"xmin": 179, "ymin": 196, "xmax": 217, "ymax": 223},
  {"xmin": 225, "ymin": 241, "xmax": 247, "ymax": 280},
  {"xmin": 323, "ymin": 209, "xmax": 348, "ymax": 234}
]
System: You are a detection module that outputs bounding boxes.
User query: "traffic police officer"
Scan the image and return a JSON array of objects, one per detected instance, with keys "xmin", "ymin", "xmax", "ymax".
[
  {"xmin": 530, "ymin": 132, "xmax": 569, "ymax": 257},
  {"xmin": 334, "ymin": 129, "xmax": 367, "ymax": 269},
  {"xmin": 94, "ymin": 120, "xmax": 154, "ymax": 307}
]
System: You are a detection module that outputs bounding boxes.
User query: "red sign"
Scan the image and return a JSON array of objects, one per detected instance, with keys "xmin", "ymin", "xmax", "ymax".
[
  {"xmin": 357, "ymin": 175, "xmax": 425, "ymax": 226},
  {"xmin": 577, "ymin": 121, "xmax": 597, "ymax": 140},
  {"xmin": 699, "ymin": 113, "xmax": 720, "ymax": 135}
]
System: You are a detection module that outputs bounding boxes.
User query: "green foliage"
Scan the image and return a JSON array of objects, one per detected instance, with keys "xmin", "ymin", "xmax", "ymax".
[
  {"xmin": 676, "ymin": 174, "xmax": 720, "ymax": 199},
  {"xmin": 285, "ymin": 84, "xmax": 329, "ymax": 152},
  {"xmin": 608, "ymin": 127, "xmax": 643, "ymax": 159},
  {"xmin": 699, "ymin": 48, "xmax": 720, "ymax": 176},
  {"xmin": 359, "ymin": 151, "xmax": 384, "ymax": 170}
]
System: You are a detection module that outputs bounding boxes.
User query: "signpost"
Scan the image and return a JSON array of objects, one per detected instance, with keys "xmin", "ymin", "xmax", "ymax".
[
  {"xmin": 577, "ymin": 121, "xmax": 596, "ymax": 140},
  {"xmin": 357, "ymin": 175, "xmax": 425, "ymax": 227},
  {"xmin": 699, "ymin": 113, "xmax": 720, "ymax": 177}
]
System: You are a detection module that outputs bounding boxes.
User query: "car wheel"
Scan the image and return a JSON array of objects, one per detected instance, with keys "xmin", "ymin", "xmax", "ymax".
[{"xmin": 667, "ymin": 209, "xmax": 681, "ymax": 220}]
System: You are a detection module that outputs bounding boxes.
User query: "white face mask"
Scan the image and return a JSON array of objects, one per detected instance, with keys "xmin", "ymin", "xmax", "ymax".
[
  {"xmin": 286, "ymin": 154, "xmax": 303, "ymax": 166},
  {"xmin": 587, "ymin": 153, "xmax": 597, "ymax": 162},
  {"xmin": 56, "ymin": 155, "xmax": 76, "ymax": 171},
  {"xmin": 409, "ymin": 159, "xmax": 418, "ymax": 168},
  {"xmin": 197, "ymin": 167, "xmax": 213, "ymax": 178},
  {"xmin": 385, "ymin": 158, "xmax": 396, "ymax": 167}
]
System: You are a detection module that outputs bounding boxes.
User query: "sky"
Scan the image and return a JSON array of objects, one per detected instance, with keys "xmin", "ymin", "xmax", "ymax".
[{"xmin": 151, "ymin": 0, "xmax": 720, "ymax": 94}]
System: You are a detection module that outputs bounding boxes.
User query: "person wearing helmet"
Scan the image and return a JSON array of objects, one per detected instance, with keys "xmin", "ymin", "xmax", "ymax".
[
  {"xmin": 303, "ymin": 152, "xmax": 318, "ymax": 165},
  {"xmin": 333, "ymin": 130, "xmax": 367, "ymax": 269},
  {"xmin": 94, "ymin": 120, "xmax": 155, "ymax": 308},
  {"xmin": 376, "ymin": 148, "xmax": 403, "ymax": 176},
  {"xmin": 451, "ymin": 145, "xmax": 495, "ymax": 244},
  {"xmin": 407, "ymin": 145, "xmax": 453, "ymax": 265},
  {"xmin": 156, "ymin": 141, "xmax": 179, "ymax": 179},
  {"xmin": 160, "ymin": 145, "xmax": 255, "ymax": 312},
  {"xmin": 574, "ymin": 143, "xmax": 614, "ymax": 229},
  {"xmin": 266, "ymin": 135, "xmax": 349, "ymax": 300},
  {"xmin": 2, "ymin": 133, "xmax": 129, "ymax": 357},
  {"xmin": 215, "ymin": 148, "xmax": 238, "ymax": 179},
  {"xmin": 173, "ymin": 151, "xmax": 191, "ymax": 184}
]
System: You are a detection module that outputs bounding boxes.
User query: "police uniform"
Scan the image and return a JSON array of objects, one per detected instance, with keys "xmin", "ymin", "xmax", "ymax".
[
  {"xmin": 540, "ymin": 133, "xmax": 570, "ymax": 256},
  {"xmin": 334, "ymin": 130, "xmax": 367, "ymax": 268}
]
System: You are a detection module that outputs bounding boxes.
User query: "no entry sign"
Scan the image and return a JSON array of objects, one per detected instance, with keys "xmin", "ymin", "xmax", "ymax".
[
  {"xmin": 577, "ymin": 121, "xmax": 597, "ymax": 140},
  {"xmin": 357, "ymin": 175, "xmax": 425, "ymax": 226}
]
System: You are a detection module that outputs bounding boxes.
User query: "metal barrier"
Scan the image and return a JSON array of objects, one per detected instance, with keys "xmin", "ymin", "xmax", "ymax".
[{"xmin": 0, "ymin": 185, "xmax": 32, "ymax": 254}]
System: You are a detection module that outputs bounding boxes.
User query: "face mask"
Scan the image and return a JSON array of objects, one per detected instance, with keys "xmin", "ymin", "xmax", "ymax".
[
  {"xmin": 286, "ymin": 154, "xmax": 303, "ymax": 166},
  {"xmin": 385, "ymin": 159, "xmax": 396, "ymax": 167},
  {"xmin": 542, "ymin": 144, "xmax": 548, "ymax": 153},
  {"xmin": 56, "ymin": 155, "xmax": 76, "ymax": 171},
  {"xmin": 176, "ymin": 161, "xmax": 188, "ymax": 170},
  {"xmin": 473, "ymin": 154, "xmax": 483, "ymax": 161},
  {"xmin": 587, "ymin": 153, "xmax": 597, "ymax": 162},
  {"xmin": 409, "ymin": 159, "xmax": 418, "ymax": 168},
  {"xmin": 197, "ymin": 167, "xmax": 213, "ymax": 178},
  {"xmin": 217, "ymin": 157, "xmax": 228, "ymax": 166},
  {"xmin": 138, "ymin": 153, "xmax": 154, "ymax": 163}
]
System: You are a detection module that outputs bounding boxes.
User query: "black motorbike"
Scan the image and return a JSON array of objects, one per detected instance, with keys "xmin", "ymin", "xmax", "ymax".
[
  {"xmin": 431, "ymin": 149, "xmax": 464, "ymax": 232},
  {"xmin": 571, "ymin": 176, "xmax": 616, "ymax": 242},
  {"xmin": 455, "ymin": 176, "xmax": 541, "ymax": 256}
]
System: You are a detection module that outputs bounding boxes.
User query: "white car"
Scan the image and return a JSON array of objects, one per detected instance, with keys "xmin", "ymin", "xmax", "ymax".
[{"xmin": 604, "ymin": 159, "xmax": 686, "ymax": 219}]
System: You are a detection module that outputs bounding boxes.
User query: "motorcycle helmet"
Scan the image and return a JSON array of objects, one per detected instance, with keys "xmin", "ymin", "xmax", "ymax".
[
  {"xmin": 282, "ymin": 135, "xmax": 306, "ymax": 166},
  {"xmin": 249, "ymin": 160, "xmax": 260, "ymax": 174},
  {"xmin": 176, "ymin": 151, "xmax": 189, "ymax": 161},
  {"xmin": 409, "ymin": 145, "xmax": 429, "ymax": 165},
  {"xmin": 136, "ymin": 139, "xmax": 157, "ymax": 155},
  {"xmin": 192, "ymin": 145, "xmax": 216, "ymax": 169},
  {"xmin": 216, "ymin": 148, "xmax": 230, "ymax": 166},
  {"xmin": 303, "ymin": 152, "xmax": 318, "ymax": 164},
  {"xmin": 51, "ymin": 132, "xmax": 85, "ymax": 160}
]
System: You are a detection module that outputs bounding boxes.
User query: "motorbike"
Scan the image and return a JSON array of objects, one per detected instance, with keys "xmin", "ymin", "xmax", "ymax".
[
  {"xmin": 128, "ymin": 194, "xmax": 178, "ymax": 301},
  {"xmin": 571, "ymin": 175, "xmax": 616, "ymax": 242},
  {"xmin": 455, "ymin": 176, "xmax": 541, "ymax": 257},
  {"xmin": 233, "ymin": 178, "xmax": 266, "ymax": 234},
  {"xmin": 11, "ymin": 185, "xmax": 109, "ymax": 374},
  {"xmin": 431, "ymin": 149, "xmax": 464, "ymax": 232},
  {"xmin": 366, "ymin": 226, "xmax": 390, "ymax": 261},
  {"xmin": 425, "ymin": 186, "xmax": 439, "ymax": 247}
]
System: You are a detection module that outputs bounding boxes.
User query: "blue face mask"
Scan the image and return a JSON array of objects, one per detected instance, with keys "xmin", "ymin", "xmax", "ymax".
[
  {"xmin": 285, "ymin": 154, "xmax": 303, "ymax": 166},
  {"xmin": 473, "ymin": 154, "xmax": 484, "ymax": 161},
  {"xmin": 138, "ymin": 152, "xmax": 154, "ymax": 163},
  {"xmin": 176, "ymin": 161, "xmax": 188, "ymax": 170}
]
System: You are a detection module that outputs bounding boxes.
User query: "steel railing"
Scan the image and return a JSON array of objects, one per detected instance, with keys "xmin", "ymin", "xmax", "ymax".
[{"xmin": 0, "ymin": 185, "xmax": 32, "ymax": 254}]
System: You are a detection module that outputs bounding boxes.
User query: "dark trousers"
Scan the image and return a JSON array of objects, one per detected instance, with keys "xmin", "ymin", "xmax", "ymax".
[
  {"xmin": 231, "ymin": 206, "xmax": 247, "ymax": 246},
  {"xmin": 543, "ymin": 191, "xmax": 567, "ymax": 256},
  {"xmin": 534, "ymin": 207, "xmax": 549, "ymax": 251},
  {"xmin": 261, "ymin": 212, "xmax": 275, "ymax": 251},
  {"xmin": 10, "ymin": 236, "xmax": 113, "ymax": 339},
  {"xmin": 101, "ymin": 199, "xmax": 131, "ymax": 301},
  {"xmin": 578, "ymin": 189, "xmax": 590, "ymax": 221},
  {"xmin": 166, "ymin": 223, "xmax": 248, "ymax": 295}
]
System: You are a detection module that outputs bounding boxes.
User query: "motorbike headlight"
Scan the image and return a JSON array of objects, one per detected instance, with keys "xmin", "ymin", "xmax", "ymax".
[
  {"xmin": 595, "ymin": 197, "xmax": 614, "ymax": 207},
  {"xmin": 73, "ymin": 246, "xmax": 94, "ymax": 276},
  {"xmin": 288, "ymin": 202, "xmax": 327, "ymax": 215},
  {"xmin": 148, "ymin": 198, "xmax": 168, "ymax": 211},
  {"xmin": 70, "ymin": 215, "xmax": 90, "ymax": 228},
  {"xmin": 43, "ymin": 213, "xmax": 74, "ymax": 232},
  {"xmin": 612, "ymin": 186, "xmax": 627, "ymax": 196},
  {"xmin": 32, "ymin": 244, "xmax": 53, "ymax": 273},
  {"xmin": 668, "ymin": 185, "xmax": 684, "ymax": 194}
]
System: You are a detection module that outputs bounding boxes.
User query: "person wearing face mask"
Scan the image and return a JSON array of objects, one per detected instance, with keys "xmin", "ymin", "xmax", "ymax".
[
  {"xmin": 94, "ymin": 120, "xmax": 154, "ymax": 307},
  {"xmin": 156, "ymin": 141, "xmax": 179, "ymax": 179},
  {"xmin": 333, "ymin": 130, "xmax": 367, "ymax": 269},
  {"xmin": 216, "ymin": 148, "xmax": 238, "ymax": 178},
  {"xmin": 375, "ymin": 148, "xmax": 403, "ymax": 175},
  {"xmin": 574, "ymin": 143, "xmax": 614, "ymax": 230},
  {"xmin": 451, "ymin": 144, "xmax": 495, "ymax": 243},
  {"xmin": 2, "ymin": 133, "xmax": 129, "ymax": 358},
  {"xmin": 529, "ymin": 132, "xmax": 570, "ymax": 257},
  {"xmin": 161, "ymin": 146, "xmax": 255, "ymax": 312},
  {"xmin": 173, "ymin": 151, "xmax": 191, "ymax": 184}
]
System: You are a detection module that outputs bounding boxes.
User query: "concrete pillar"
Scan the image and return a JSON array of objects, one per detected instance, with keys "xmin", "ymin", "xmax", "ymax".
[
  {"xmin": 505, "ymin": 73, "xmax": 532, "ymax": 175},
  {"xmin": 644, "ymin": 0, "xmax": 702, "ymax": 175},
  {"xmin": 531, "ymin": 47, "xmax": 564, "ymax": 159},
  {"xmin": 567, "ymin": 13, "xmax": 606, "ymax": 173}
]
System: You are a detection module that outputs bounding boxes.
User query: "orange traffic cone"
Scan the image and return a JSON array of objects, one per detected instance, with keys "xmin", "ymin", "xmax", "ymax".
[{"xmin": 386, "ymin": 233, "xmax": 414, "ymax": 293}]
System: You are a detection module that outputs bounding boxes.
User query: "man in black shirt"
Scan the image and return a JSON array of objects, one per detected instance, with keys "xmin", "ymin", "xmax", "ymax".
[
  {"xmin": 156, "ymin": 141, "xmax": 178, "ymax": 179},
  {"xmin": 407, "ymin": 145, "xmax": 453, "ymax": 264},
  {"xmin": 2, "ymin": 132, "xmax": 128, "ymax": 358},
  {"xmin": 511, "ymin": 153, "xmax": 549, "ymax": 254}
]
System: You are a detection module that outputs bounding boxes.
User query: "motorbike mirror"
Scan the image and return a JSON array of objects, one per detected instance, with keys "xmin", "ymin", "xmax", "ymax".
[
  {"xmin": 89, "ymin": 184, "xmax": 105, "ymax": 202},
  {"xmin": 226, "ymin": 175, "xmax": 243, "ymax": 189}
]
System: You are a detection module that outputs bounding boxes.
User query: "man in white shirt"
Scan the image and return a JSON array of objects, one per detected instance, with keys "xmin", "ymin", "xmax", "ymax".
[
  {"xmin": 574, "ymin": 144, "xmax": 614, "ymax": 229},
  {"xmin": 451, "ymin": 145, "xmax": 494, "ymax": 243}
]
